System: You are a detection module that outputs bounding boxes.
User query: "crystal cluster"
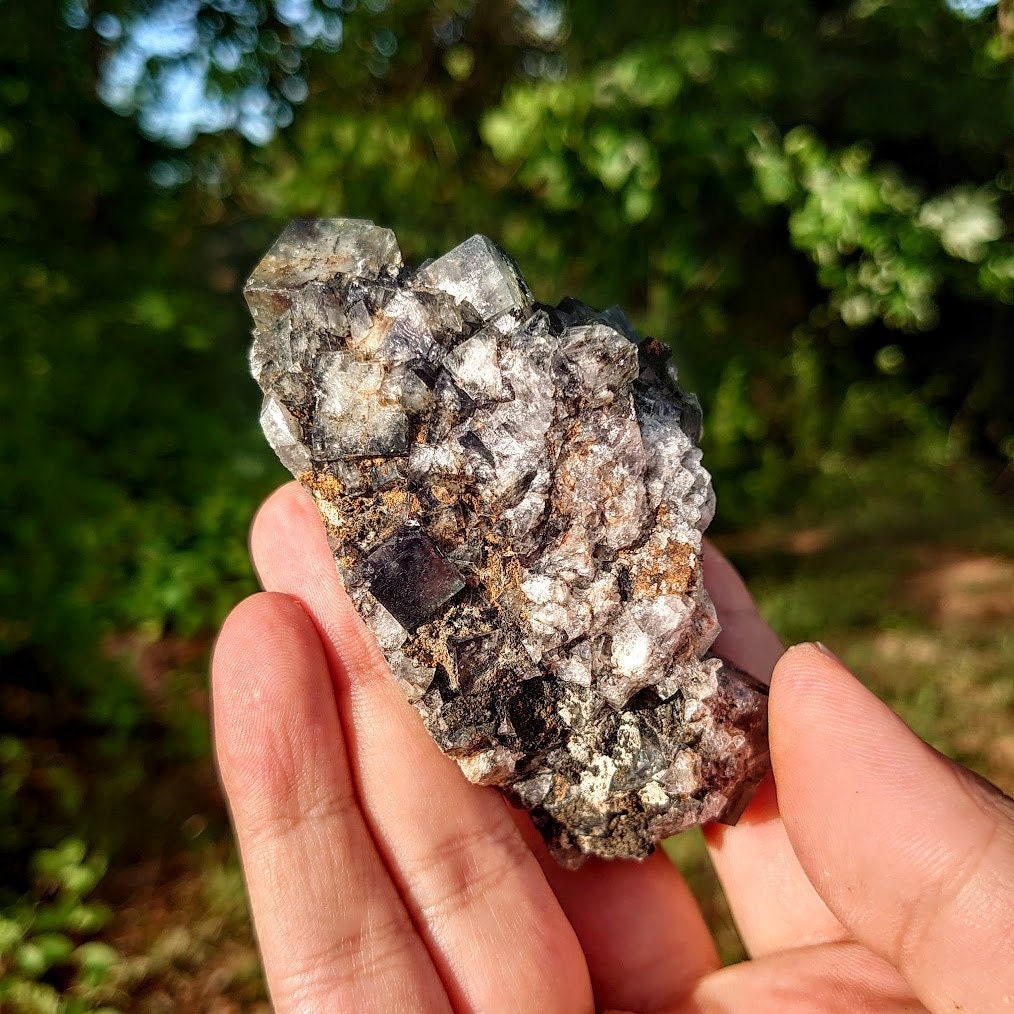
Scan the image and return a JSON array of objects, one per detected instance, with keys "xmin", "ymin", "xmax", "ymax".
[{"xmin": 245, "ymin": 219, "xmax": 769, "ymax": 866}]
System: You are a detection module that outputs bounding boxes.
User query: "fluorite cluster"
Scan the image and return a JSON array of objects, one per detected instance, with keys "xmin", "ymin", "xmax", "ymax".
[{"xmin": 245, "ymin": 219, "xmax": 769, "ymax": 866}]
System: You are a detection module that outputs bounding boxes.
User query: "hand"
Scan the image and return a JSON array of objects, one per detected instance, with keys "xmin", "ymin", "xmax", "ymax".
[{"xmin": 212, "ymin": 482, "xmax": 1014, "ymax": 1012}]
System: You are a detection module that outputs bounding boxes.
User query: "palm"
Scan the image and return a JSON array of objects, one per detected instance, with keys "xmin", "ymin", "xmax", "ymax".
[{"xmin": 212, "ymin": 484, "xmax": 1013, "ymax": 1012}]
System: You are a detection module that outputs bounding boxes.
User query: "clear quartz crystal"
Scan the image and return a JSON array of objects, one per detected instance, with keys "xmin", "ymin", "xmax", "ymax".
[{"xmin": 245, "ymin": 219, "xmax": 769, "ymax": 866}]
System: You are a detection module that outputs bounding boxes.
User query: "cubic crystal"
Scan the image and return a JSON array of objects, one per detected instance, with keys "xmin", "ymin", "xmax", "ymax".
[{"xmin": 361, "ymin": 525, "xmax": 466, "ymax": 631}]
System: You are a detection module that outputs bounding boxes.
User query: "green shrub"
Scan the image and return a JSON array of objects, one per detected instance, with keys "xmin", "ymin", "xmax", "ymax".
[{"xmin": 0, "ymin": 838, "xmax": 123, "ymax": 1014}]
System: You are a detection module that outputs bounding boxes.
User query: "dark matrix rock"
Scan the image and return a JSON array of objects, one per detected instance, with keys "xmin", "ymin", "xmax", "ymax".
[{"xmin": 245, "ymin": 219, "xmax": 769, "ymax": 866}]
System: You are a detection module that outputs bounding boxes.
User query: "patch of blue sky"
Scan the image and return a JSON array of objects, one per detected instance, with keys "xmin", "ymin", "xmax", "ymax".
[
  {"xmin": 82, "ymin": 0, "xmax": 336, "ymax": 146},
  {"xmin": 945, "ymin": 0, "xmax": 999, "ymax": 16}
]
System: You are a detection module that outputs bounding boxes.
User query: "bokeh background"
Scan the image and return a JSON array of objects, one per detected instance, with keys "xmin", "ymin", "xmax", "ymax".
[{"xmin": 2, "ymin": 0, "xmax": 1012, "ymax": 1008}]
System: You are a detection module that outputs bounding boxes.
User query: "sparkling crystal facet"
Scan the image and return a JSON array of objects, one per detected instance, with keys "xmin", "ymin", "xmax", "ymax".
[{"xmin": 361, "ymin": 525, "xmax": 466, "ymax": 631}]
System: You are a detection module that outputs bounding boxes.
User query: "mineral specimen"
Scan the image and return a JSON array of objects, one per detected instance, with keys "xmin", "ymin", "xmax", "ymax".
[{"xmin": 245, "ymin": 219, "xmax": 769, "ymax": 866}]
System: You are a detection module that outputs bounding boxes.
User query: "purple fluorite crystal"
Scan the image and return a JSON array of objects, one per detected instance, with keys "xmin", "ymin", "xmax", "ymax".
[{"xmin": 245, "ymin": 219, "xmax": 769, "ymax": 866}]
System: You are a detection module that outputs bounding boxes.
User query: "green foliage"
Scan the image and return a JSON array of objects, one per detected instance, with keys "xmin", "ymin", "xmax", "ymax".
[
  {"xmin": 0, "ymin": 5, "xmax": 276, "ymax": 743},
  {"xmin": 0, "ymin": 0, "xmax": 1011, "ymax": 1001},
  {"xmin": 206, "ymin": 0, "xmax": 1010, "ymax": 521},
  {"xmin": 751, "ymin": 127, "xmax": 1012, "ymax": 329},
  {"xmin": 0, "ymin": 839, "xmax": 123, "ymax": 1013},
  {"xmin": 2, "ymin": 0, "xmax": 1009, "ymax": 681}
]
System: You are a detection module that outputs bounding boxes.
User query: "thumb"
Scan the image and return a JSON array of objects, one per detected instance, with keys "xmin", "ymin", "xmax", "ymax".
[{"xmin": 770, "ymin": 643, "xmax": 1014, "ymax": 1013}]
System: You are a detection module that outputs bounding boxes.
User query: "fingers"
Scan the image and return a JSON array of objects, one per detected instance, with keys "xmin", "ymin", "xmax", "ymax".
[
  {"xmin": 701, "ymin": 543, "xmax": 848, "ymax": 956},
  {"xmin": 772, "ymin": 643, "xmax": 1014, "ymax": 1012},
  {"xmin": 514, "ymin": 812, "xmax": 720, "ymax": 1013},
  {"xmin": 211, "ymin": 592, "xmax": 450, "ymax": 1013},
  {"xmin": 250, "ymin": 483, "xmax": 593, "ymax": 1013}
]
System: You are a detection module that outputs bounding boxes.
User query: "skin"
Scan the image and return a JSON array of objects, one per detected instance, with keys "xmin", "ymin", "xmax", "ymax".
[{"xmin": 211, "ymin": 482, "xmax": 1014, "ymax": 1013}]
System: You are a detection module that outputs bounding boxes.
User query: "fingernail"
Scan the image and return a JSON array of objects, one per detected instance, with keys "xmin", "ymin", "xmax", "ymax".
[
  {"xmin": 814, "ymin": 641, "xmax": 841, "ymax": 661},
  {"xmin": 786, "ymin": 640, "xmax": 841, "ymax": 662}
]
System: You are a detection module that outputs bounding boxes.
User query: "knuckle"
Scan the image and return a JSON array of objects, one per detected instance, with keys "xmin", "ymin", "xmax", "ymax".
[
  {"xmin": 232, "ymin": 715, "xmax": 360, "ymax": 847},
  {"xmin": 410, "ymin": 807, "xmax": 534, "ymax": 925},
  {"xmin": 270, "ymin": 910, "xmax": 422, "ymax": 1013},
  {"xmin": 242, "ymin": 772, "xmax": 360, "ymax": 847},
  {"xmin": 895, "ymin": 816, "xmax": 1007, "ymax": 973}
]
